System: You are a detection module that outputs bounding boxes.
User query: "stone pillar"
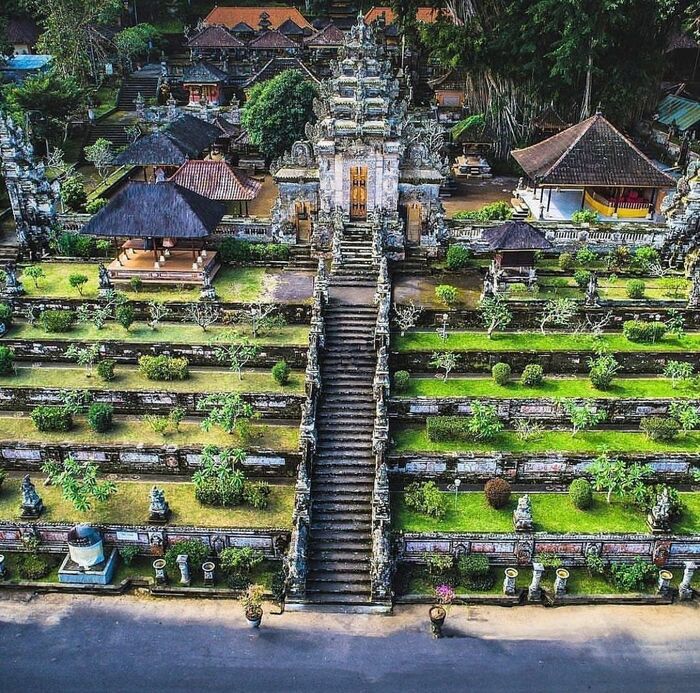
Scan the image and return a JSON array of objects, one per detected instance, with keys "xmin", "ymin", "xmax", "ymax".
[
  {"xmin": 528, "ymin": 562, "xmax": 545, "ymax": 601},
  {"xmin": 503, "ymin": 568, "xmax": 518, "ymax": 596},
  {"xmin": 0, "ymin": 554, "xmax": 6, "ymax": 579},
  {"xmin": 176, "ymin": 554, "xmax": 190, "ymax": 586},
  {"xmin": 153, "ymin": 558, "xmax": 167, "ymax": 585},
  {"xmin": 657, "ymin": 569, "xmax": 673, "ymax": 595},
  {"xmin": 202, "ymin": 561, "xmax": 215, "ymax": 586},
  {"xmin": 554, "ymin": 568, "xmax": 569, "ymax": 596},
  {"xmin": 678, "ymin": 561, "xmax": 696, "ymax": 601}
]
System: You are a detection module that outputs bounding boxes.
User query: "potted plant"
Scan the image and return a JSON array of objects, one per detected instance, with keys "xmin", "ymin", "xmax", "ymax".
[
  {"xmin": 429, "ymin": 584, "xmax": 455, "ymax": 638},
  {"xmin": 242, "ymin": 583, "xmax": 264, "ymax": 628}
]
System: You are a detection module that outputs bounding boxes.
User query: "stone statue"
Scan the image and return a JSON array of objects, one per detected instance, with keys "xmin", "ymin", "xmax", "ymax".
[
  {"xmin": 148, "ymin": 486, "xmax": 171, "ymax": 524},
  {"xmin": 513, "ymin": 494, "xmax": 533, "ymax": 532},
  {"xmin": 199, "ymin": 266, "xmax": 217, "ymax": 301},
  {"xmin": 176, "ymin": 554, "xmax": 191, "ymax": 585},
  {"xmin": 528, "ymin": 562, "xmax": 545, "ymax": 600},
  {"xmin": 648, "ymin": 487, "xmax": 672, "ymax": 533},
  {"xmin": 688, "ymin": 267, "xmax": 700, "ymax": 309},
  {"xmin": 585, "ymin": 271, "xmax": 600, "ymax": 307},
  {"xmin": 97, "ymin": 263, "xmax": 112, "ymax": 298},
  {"xmin": 481, "ymin": 268, "xmax": 495, "ymax": 300},
  {"xmin": 20, "ymin": 474, "xmax": 44, "ymax": 518},
  {"xmin": 679, "ymin": 561, "xmax": 697, "ymax": 600},
  {"xmin": 3, "ymin": 261, "xmax": 24, "ymax": 296}
]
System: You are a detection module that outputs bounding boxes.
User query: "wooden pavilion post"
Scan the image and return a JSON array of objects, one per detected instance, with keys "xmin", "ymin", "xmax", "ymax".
[{"xmin": 580, "ymin": 187, "xmax": 586, "ymax": 210}]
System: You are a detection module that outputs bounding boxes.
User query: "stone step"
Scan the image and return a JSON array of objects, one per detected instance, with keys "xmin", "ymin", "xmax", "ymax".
[
  {"xmin": 325, "ymin": 305, "xmax": 377, "ymax": 314},
  {"xmin": 302, "ymin": 593, "xmax": 374, "ymax": 606},
  {"xmin": 313, "ymin": 499, "xmax": 372, "ymax": 511},
  {"xmin": 306, "ymin": 570, "xmax": 373, "ymax": 584},
  {"xmin": 308, "ymin": 559, "xmax": 371, "ymax": 572},
  {"xmin": 312, "ymin": 513, "xmax": 372, "ymax": 525},
  {"xmin": 312, "ymin": 479, "xmax": 374, "ymax": 490},
  {"xmin": 309, "ymin": 548, "xmax": 372, "ymax": 563},
  {"xmin": 306, "ymin": 582, "xmax": 371, "ymax": 595}
]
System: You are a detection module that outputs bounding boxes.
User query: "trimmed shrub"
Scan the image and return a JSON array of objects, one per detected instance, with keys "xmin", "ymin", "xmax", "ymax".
[
  {"xmin": 457, "ymin": 554, "xmax": 490, "ymax": 579},
  {"xmin": 115, "ymin": 305, "xmax": 135, "ymax": 330},
  {"xmin": 164, "ymin": 540, "xmax": 210, "ymax": 575},
  {"xmin": 491, "ymin": 362, "xmax": 511, "ymax": 385},
  {"xmin": 640, "ymin": 416, "xmax": 679, "ymax": 442},
  {"xmin": 0, "ymin": 345, "xmax": 15, "ymax": 376},
  {"xmin": 393, "ymin": 370, "xmax": 410, "ymax": 393},
  {"xmin": 87, "ymin": 403, "xmax": 114, "ymax": 433},
  {"xmin": 446, "ymin": 244, "xmax": 473, "ymax": 270},
  {"xmin": 484, "ymin": 477, "xmax": 511, "ymax": 509},
  {"xmin": 218, "ymin": 238, "xmax": 290, "ymax": 264},
  {"xmin": 219, "ymin": 547, "xmax": 264, "ymax": 578},
  {"xmin": 609, "ymin": 559, "xmax": 656, "ymax": 591},
  {"xmin": 242, "ymin": 481, "xmax": 271, "ymax": 509},
  {"xmin": 626, "ymin": 279, "xmax": 646, "ymax": 299},
  {"xmin": 576, "ymin": 246, "xmax": 597, "ymax": 266},
  {"xmin": 622, "ymin": 320, "xmax": 666, "ymax": 343},
  {"xmin": 17, "ymin": 553, "xmax": 54, "ymax": 580},
  {"xmin": 271, "ymin": 360, "xmax": 291, "ymax": 385},
  {"xmin": 558, "ymin": 252, "xmax": 574, "ymax": 271},
  {"xmin": 569, "ymin": 478, "xmax": 593, "ymax": 510},
  {"xmin": 573, "ymin": 269, "xmax": 592, "ymax": 289},
  {"xmin": 425, "ymin": 552, "xmax": 454, "ymax": 577},
  {"xmin": 39, "ymin": 309, "xmax": 74, "ymax": 333},
  {"xmin": 118, "ymin": 546, "xmax": 139, "ymax": 566},
  {"xmin": 435, "ymin": 284, "xmax": 458, "ymax": 306},
  {"xmin": 129, "ymin": 277, "xmax": 143, "ymax": 293},
  {"xmin": 404, "ymin": 481, "xmax": 447, "ymax": 519},
  {"xmin": 31, "ymin": 405, "xmax": 73, "ymax": 432},
  {"xmin": 55, "ymin": 232, "xmax": 97, "ymax": 258},
  {"xmin": 427, "ymin": 406, "xmax": 502, "ymax": 443},
  {"xmin": 68, "ymin": 273, "xmax": 89, "ymax": 295},
  {"xmin": 520, "ymin": 364, "xmax": 544, "ymax": 387},
  {"xmin": 96, "ymin": 359, "xmax": 116, "ymax": 382},
  {"xmin": 139, "ymin": 355, "xmax": 189, "ymax": 381}
]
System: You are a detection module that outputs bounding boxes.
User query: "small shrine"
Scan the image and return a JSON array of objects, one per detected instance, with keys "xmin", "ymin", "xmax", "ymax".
[
  {"xmin": 182, "ymin": 62, "xmax": 228, "ymax": 107},
  {"xmin": 58, "ymin": 524, "xmax": 118, "ymax": 585}
]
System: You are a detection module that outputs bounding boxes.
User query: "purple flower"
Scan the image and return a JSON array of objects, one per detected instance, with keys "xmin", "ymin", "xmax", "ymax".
[{"xmin": 435, "ymin": 583, "xmax": 455, "ymax": 605}]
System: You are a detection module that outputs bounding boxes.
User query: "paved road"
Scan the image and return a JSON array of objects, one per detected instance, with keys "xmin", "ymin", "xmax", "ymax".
[{"xmin": 1, "ymin": 592, "xmax": 699, "ymax": 692}]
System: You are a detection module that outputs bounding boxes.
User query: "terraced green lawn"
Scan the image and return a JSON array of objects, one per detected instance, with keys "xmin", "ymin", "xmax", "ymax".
[
  {"xmin": 0, "ymin": 477, "xmax": 294, "ymax": 528},
  {"xmin": 7, "ymin": 322, "xmax": 309, "ymax": 346},
  {"xmin": 402, "ymin": 376, "xmax": 699, "ymax": 399},
  {"xmin": 0, "ymin": 366, "xmax": 304, "ymax": 394},
  {"xmin": 395, "ymin": 331, "xmax": 700, "ymax": 353},
  {"xmin": 393, "ymin": 491, "xmax": 700, "ymax": 534},
  {"xmin": 393, "ymin": 426, "xmax": 700, "ymax": 454},
  {"xmin": 0, "ymin": 416, "xmax": 299, "ymax": 450}
]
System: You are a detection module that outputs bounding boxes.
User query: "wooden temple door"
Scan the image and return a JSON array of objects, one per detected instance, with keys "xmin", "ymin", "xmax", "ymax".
[{"xmin": 349, "ymin": 166, "xmax": 367, "ymax": 220}]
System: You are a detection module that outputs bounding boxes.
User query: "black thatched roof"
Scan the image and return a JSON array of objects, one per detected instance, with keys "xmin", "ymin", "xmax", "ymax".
[
  {"xmin": 512, "ymin": 114, "xmax": 675, "ymax": 188},
  {"xmin": 182, "ymin": 61, "xmax": 228, "ymax": 84},
  {"xmin": 112, "ymin": 115, "xmax": 222, "ymax": 166},
  {"xmin": 81, "ymin": 182, "xmax": 225, "ymax": 238},
  {"xmin": 482, "ymin": 221, "xmax": 553, "ymax": 251}
]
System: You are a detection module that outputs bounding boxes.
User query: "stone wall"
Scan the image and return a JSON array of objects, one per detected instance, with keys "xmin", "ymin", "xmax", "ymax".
[
  {"xmin": 390, "ymin": 396, "xmax": 699, "ymax": 425},
  {"xmin": 0, "ymin": 385, "xmax": 304, "ymax": 419},
  {"xmin": 3, "ymin": 338, "xmax": 308, "ymax": 369},
  {"xmin": 0, "ymin": 521, "xmax": 289, "ymax": 559},
  {"xmin": 388, "ymin": 451, "xmax": 700, "ymax": 484},
  {"xmin": 0, "ymin": 441, "xmax": 299, "ymax": 477},
  {"xmin": 398, "ymin": 531, "xmax": 700, "ymax": 568}
]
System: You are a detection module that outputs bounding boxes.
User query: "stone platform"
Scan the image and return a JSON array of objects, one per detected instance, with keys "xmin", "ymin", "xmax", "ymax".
[
  {"xmin": 58, "ymin": 548, "xmax": 118, "ymax": 585},
  {"xmin": 107, "ymin": 248, "xmax": 220, "ymax": 286}
]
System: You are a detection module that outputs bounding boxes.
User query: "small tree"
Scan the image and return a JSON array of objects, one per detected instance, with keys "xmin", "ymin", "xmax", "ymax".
[
  {"xmin": 393, "ymin": 302, "xmax": 422, "ymax": 336},
  {"xmin": 147, "ymin": 301, "xmax": 170, "ymax": 330},
  {"xmin": 83, "ymin": 138, "xmax": 113, "ymax": 180},
  {"xmin": 238, "ymin": 303, "xmax": 284, "ymax": 339},
  {"xmin": 23, "ymin": 265, "xmax": 46, "ymax": 288},
  {"xmin": 663, "ymin": 361, "xmax": 694, "ymax": 389},
  {"xmin": 197, "ymin": 393, "xmax": 254, "ymax": 435},
  {"xmin": 465, "ymin": 402, "xmax": 503, "ymax": 440},
  {"xmin": 185, "ymin": 302, "xmax": 220, "ymax": 332},
  {"xmin": 669, "ymin": 402, "xmax": 700, "ymax": 434},
  {"xmin": 115, "ymin": 304, "xmax": 135, "ymax": 331},
  {"xmin": 539, "ymin": 297, "xmax": 577, "ymax": 335},
  {"xmin": 435, "ymin": 284, "xmax": 458, "ymax": 306},
  {"xmin": 213, "ymin": 340, "xmax": 260, "ymax": 380},
  {"xmin": 60, "ymin": 174, "xmax": 88, "ymax": 211},
  {"xmin": 587, "ymin": 352, "xmax": 620, "ymax": 390},
  {"xmin": 65, "ymin": 343, "xmax": 101, "ymax": 377},
  {"xmin": 429, "ymin": 351, "xmax": 459, "ymax": 381},
  {"xmin": 68, "ymin": 273, "xmax": 89, "ymax": 295},
  {"xmin": 42, "ymin": 455, "xmax": 117, "ymax": 512},
  {"xmin": 665, "ymin": 309, "xmax": 686, "ymax": 339},
  {"xmin": 479, "ymin": 296, "xmax": 512, "ymax": 339},
  {"xmin": 587, "ymin": 454, "xmax": 652, "ymax": 504},
  {"xmin": 561, "ymin": 401, "xmax": 607, "ymax": 436}
]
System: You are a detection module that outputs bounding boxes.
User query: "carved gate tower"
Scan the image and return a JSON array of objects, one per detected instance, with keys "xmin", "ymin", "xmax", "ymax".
[{"xmin": 271, "ymin": 14, "xmax": 447, "ymax": 254}]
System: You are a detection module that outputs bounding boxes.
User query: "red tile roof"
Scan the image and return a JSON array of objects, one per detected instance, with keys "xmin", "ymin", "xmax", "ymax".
[
  {"xmin": 187, "ymin": 24, "xmax": 244, "ymax": 48},
  {"xmin": 364, "ymin": 6, "xmax": 445, "ymax": 24},
  {"xmin": 204, "ymin": 6, "xmax": 312, "ymax": 31},
  {"xmin": 169, "ymin": 160, "xmax": 262, "ymax": 201}
]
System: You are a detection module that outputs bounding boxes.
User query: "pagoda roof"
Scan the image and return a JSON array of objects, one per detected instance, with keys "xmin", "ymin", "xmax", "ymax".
[
  {"xmin": 242, "ymin": 57, "xmax": 319, "ymax": 87},
  {"xmin": 204, "ymin": 6, "xmax": 312, "ymax": 31},
  {"xmin": 248, "ymin": 29, "xmax": 298, "ymax": 49},
  {"xmin": 482, "ymin": 221, "xmax": 553, "ymax": 251},
  {"xmin": 511, "ymin": 114, "xmax": 675, "ymax": 188},
  {"xmin": 169, "ymin": 159, "xmax": 261, "ymax": 200},
  {"xmin": 187, "ymin": 24, "xmax": 244, "ymax": 48},
  {"xmin": 182, "ymin": 61, "xmax": 228, "ymax": 84},
  {"xmin": 81, "ymin": 182, "xmax": 225, "ymax": 238},
  {"xmin": 305, "ymin": 22, "xmax": 345, "ymax": 47},
  {"xmin": 665, "ymin": 30, "xmax": 699, "ymax": 52}
]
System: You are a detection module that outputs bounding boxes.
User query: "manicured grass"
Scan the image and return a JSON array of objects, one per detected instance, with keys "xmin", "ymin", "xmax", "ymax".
[
  {"xmin": 394, "ymin": 492, "xmax": 655, "ymax": 534},
  {"xmin": 0, "ymin": 416, "xmax": 299, "ymax": 450},
  {"xmin": 19, "ymin": 264, "xmax": 270, "ymax": 303},
  {"xmin": 392, "ymin": 426, "xmax": 700, "ymax": 454},
  {"xmin": 535, "ymin": 275, "xmax": 689, "ymax": 302},
  {"xmin": 7, "ymin": 322, "xmax": 309, "ymax": 346},
  {"xmin": 395, "ymin": 331, "xmax": 700, "ymax": 353},
  {"xmin": 674, "ymin": 493, "xmax": 700, "ymax": 535},
  {"xmin": 0, "ymin": 477, "xmax": 294, "ymax": 528},
  {"xmin": 1, "ymin": 366, "xmax": 304, "ymax": 394},
  {"xmin": 402, "ymin": 376, "xmax": 700, "ymax": 400}
]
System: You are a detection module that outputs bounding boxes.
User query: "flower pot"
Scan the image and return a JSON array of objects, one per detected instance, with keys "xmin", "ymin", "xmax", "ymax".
[
  {"xmin": 245, "ymin": 607, "xmax": 263, "ymax": 628},
  {"xmin": 429, "ymin": 605, "xmax": 446, "ymax": 628}
]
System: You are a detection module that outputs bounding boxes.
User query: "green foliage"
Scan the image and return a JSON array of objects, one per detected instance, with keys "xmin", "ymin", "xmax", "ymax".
[
  {"xmin": 115, "ymin": 304, "xmax": 135, "ymax": 331},
  {"xmin": 53, "ymin": 231, "xmax": 99, "ymax": 258},
  {"xmin": 31, "ymin": 405, "xmax": 73, "ymax": 432},
  {"xmin": 435, "ymin": 284, "xmax": 458, "ymax": 306},
  {"xmin": 631, "ymin": 245, "xmax": 659, "ymax": 273},
  {"xmin": 129, "ymin": 277, "xmax": 143, "ymax": 294},
  {"xmin": 219, "ymin": 546, "xmax": 264, "ymax": 580},
  {"xmin": 85, "ymin": 197, "xmax": 108, "ymax": 214},
  {"xmin": 68, "ymin": 273, "xmax": 89, "ymax": 295},
  {"xmin": 40, "ymin": 309, "xmax": 74, "ymax": 333},
  {"xmin": 491, "ymin": 362, "xmax": 511, "ymax": 385},
  {"xmin": 451, "ymin": 113, "xmax": 485, "ymax": 140},
  {"xmin": 164, "ymin": 539, "xmax": 210, "ymax": 575},
  {"xmin": 609, "ymin": 559, "xmax": 656, "ymax": 592},
  {"xmin": 143, "ymin": 408, "xmax": 185, "ymax": 437},
  {"xmin": 243, "ymin": 481, "xmax": 271, "ymax": 510},
  {"xmin": 138, "ymin": 355, "xmax": 189, "ymax": 381},
  {"xmin": 479, "ymin": 295, "xmax": 512, "ymax": 338},
  {"xmin": 640, "ymin": 416, "xmax": 679, "ymax": 442},
  {"xmin": 668, "ymin": 402, "xmax": 700, "ymax": 433},
  {"xmin": 569, "ymin": 478, "xmax": 593, "ymax": 510},
  {"xmin": 42, "ymin": 454, "xmax": 117, "ymax": 512},
  {"xmin": 520, "ymin": 364, "xmax": 544, "ymax": 386},
  {"xmin": 665, "ymin": 309, "xmax": 686, "ymax": 338},
  {"xmin": 539, "ymin": 297, "xmax": 577, "ymax": 334},
  {"xmin": 114, "ymin": 23, "xmax": 161, "ymax": 61},
  {"xmin": 0, "ymin": 302, "xmax": 12, "ymax": 328},
  {"xmin": 404, "ymin": 481, "xmax": 447, "ymax": 519},
  {"xmin": 588, "ymin": 352, "xmax": 620, "ymax": 390},
  {"xmin": 573, "ymin": 269, "xmax": 592, "ymax": 289},
  {"xmin": 424, "ymin": 552, "xmax": 454, "ymax": 577},
  {"xmin": 271, "ymin": 360, "xmax": 291, "ymax": 385},
  {"xmin": 453, "ymin": 201, "xmax": 512, "ymax": 222},
  {"xmin": 429, "ymin": 351, "xmax": 459, "ymax": 381},
  {"xmin": 23, "ymin": 265, "xmax": 46, "ymax": 287},
  {"xmin": 534, "ymin": 552, "xmax": 562, "ymax": 569},
  {"xmin": 87, "ymin": 403, "xmax": 113, "ymax": 433},
  {"xmin": 659, "ymin": 276, "xmax": 688, "ymax": 299},
  {"xmin": 622, "ymin": 320, "xmax": 666, "ymax": 343},
  {"xmin": 576, "ymin": 246, "xmax": 597, "ymax": 266},
  {"xmin": 585, "ymin": 551, "xmax": 606, "ymax": 575},
  {"xmin": 626, "ymin": 279, "xmax": 646, "ymax": 299},
  {"xmin": 96, "ymin": 359, "xmax": 116, "ymax": 382},
  {"xmin": 118, "ymin": 545, "xmax": 139, "ymax": 566},
  {"xmin": 427, "ymin": 405, "xmax": 503, "ymax": 443},
  {"xmin": 197, "ymin": 393, "xmax": 254, "ymax": 435},
  {"xmin": 393, "ymin": 370, "xmax": 410, "ymax": 393},
  {"xmin": 457, "ymin": 554, "xmax": 490, "ymax": 579},
  {"xmin": 484, "ymin": 477, "xmax": 511, "ymax": 509},
  {"xmin": 663, "ymin": 361, "xmax": 694, "ymax": 388},
  {"xmin": 0, "ymin": 345, "xmax": 15, "ymax": 376},
  {"xmin": 571, "ymin": 210, "xmax": 599, "ymax": 224},
  {"xmin": 17, "ymin": 553, "xmax": 54, "ymax": 580},
  {"xmin": 587, "ymin": 454, "xmax": 652, "ymax": 504},
  {"xmin": 218, "ymin": 239, "xmax": 290, "ymax": 264},
  {"xmin": 241, "ymin": 70, "xmax": 317, "ymax": 158},
  {"xmin": 558, "ymin": 252, "xmax": 574, "ymax": 271},
  {"xmin": 60, "ymin": 174, "xmax": 88, "ymax": 211},
  {"xmin": 561, "ymin": 401, "xmax": 607, "ymax": 435},
  {"xmin": 445, "ymin": 244, "xmax": 473, "ymax": 270}
]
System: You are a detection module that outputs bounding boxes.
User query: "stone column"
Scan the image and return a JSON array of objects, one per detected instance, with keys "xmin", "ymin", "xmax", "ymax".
[
  {"xmin": 528, "ymin": 562, "xmax": 545, "ymax": 601},
  {"xmin": 554, "ymin": 568, "xmax": 569, "ymax": 596},
  {"xmin": 679, "ymin": 561, "xmax": 696, "ymax": 601},
  {"xmin": 657, "ymin": 569, "xmax": 673, "ymax": 595},
  {"xmin": 0, "ymin": 554, "xmax": 6, "ymax": 579},
  {"xmin": 503, "ymin": 568, "xmax": 518, "ymax": 596},
  {"xmin": 176, "ymin": 554, "xmax": 190, "ymax": 586}
]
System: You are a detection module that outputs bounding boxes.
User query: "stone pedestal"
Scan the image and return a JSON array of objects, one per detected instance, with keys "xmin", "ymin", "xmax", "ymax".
[
  {"xmin": 502, "ymin": 568, "xmax": 518, "ymax": 596},
  {"xmin": 657, "ymin": 569, "xmax": 673, "ymax": 595},
  {"xmin": 19, "ymin": 474, "xmax": 44, "ymax": 519},
  {"xmin": 153, "ymin": 558, "xmax": 167, "ymax": 584},
  {"xmin": 58, "ymin": 548, "xmax": 117, "ymax": 585},
  {"xmin": 0, "ymin": 554, "xmax": 6, "ymax": 579},
  {"xmin": 202, "ymin": 561, "xmax": 215, "ymax": 586},
  {"xmin": 554, "ymin": 568, "xmax": 569, "ymax": 596},
  {"xmin": 678, "ymin": 561, "xmax": 696, "ymax": 601},
  {"xmin": 176, "ymin": 554, "xmax": 190, "ymax": 586},
  {"xmin": 528, "ymin": 562, "xmax": 545, "ymax": 601}
]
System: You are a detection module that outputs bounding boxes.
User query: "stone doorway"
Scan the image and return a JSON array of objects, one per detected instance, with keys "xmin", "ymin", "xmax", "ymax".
[
  {"xmin": 350, "ymin": 166, "xmax": 367, "ymax": 220},
  {"xmin": 405, "ymin": 202, "xmax": 422, "ymax": 244}
]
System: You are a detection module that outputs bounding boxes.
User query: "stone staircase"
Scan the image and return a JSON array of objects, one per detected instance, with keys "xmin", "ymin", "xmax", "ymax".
[
  {"xmin": 330, "ymin": 221, "xmax": 377, "ymax": 287},
  {"xmin": 116, "ymin": 67, "xmax": 160, "ymax": 111},
  {"xmin": 286, "ymin": 244, "xmax": 318, "ymax": 271},
  {"xmin": 305, "ymin": 225, "xmax": 380, "ymax": 609},
  {"xmin": 84, "ymin": 121, "xmax": 135, "ymax": 149}
]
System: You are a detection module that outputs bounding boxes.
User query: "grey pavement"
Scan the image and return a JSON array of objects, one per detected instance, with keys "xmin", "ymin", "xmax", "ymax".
[{"xmin": 1, "ymin": 592, "xmax": 699, "ymax": 692}]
